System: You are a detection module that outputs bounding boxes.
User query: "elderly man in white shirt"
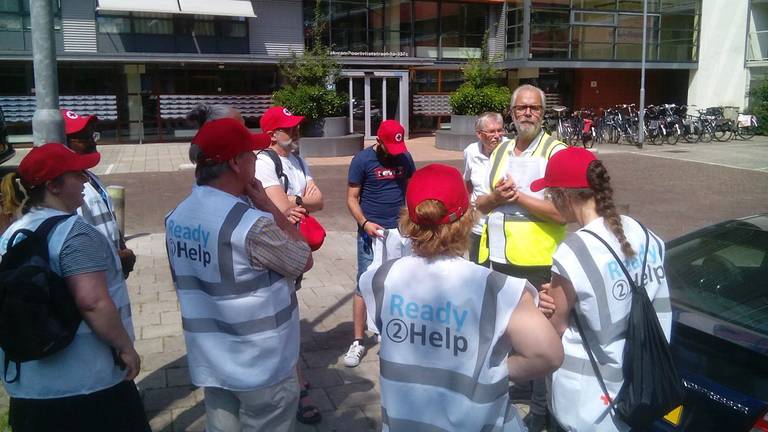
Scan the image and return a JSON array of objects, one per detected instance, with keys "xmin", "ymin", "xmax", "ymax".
[{"xmin": 463, "ymin": 112, "xmax": 507, "ymax": 266}]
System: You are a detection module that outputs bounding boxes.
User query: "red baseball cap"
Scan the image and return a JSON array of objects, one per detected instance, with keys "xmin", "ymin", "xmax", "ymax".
[
  {"xmin": 406, "ymin": 164, "xmax": 469, "ymax": 225},
  {"xmin": 259, "ymin": 106, "xmax": 304, "ymax": 133},
  {"xmin": 60, "ymin": 109, "xmax": 97, "ymax": 135},
  {"xmin": 18, "ymin": 143, "xmax": 100, "ymax": 186},
  {"xmin": 377, "ymin": 120, "xmax": 407, "ymax": 156},
  {"xmin": 530, "ymin": 147, "xmax": 597, "ymax": 192},
  {"xmin": 191, "ymin": 118, "xmax": 270, "ymax": 164},
  {"xmin": 299, "ymin": 215, "xmax": 326, "ymax": 251}
]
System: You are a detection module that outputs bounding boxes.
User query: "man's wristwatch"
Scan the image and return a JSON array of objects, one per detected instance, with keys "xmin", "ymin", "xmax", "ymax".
[{"xmin": 294, "ymin": 195, "xmax": 304, "ymax": 206}]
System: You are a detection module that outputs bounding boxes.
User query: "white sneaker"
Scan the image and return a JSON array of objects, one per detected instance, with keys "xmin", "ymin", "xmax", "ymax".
[{"xmin": 343, "ymin": 341, "xmax": 366, "ymax": 367}]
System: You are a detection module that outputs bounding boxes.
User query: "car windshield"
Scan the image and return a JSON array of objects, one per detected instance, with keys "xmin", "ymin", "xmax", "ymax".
[{"xmin": 667, "ymin": 221, "xmax": 768, "ymax": 337}]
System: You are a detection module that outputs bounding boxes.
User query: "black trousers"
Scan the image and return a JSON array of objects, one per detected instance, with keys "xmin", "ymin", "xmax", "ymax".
[
  {"xmin": 10, "ymin": 380, "xmax": 151, "ymax": 432},
  {"xmin": 490, "ymin": 261, "xmax": 551, "ymax": 289}
]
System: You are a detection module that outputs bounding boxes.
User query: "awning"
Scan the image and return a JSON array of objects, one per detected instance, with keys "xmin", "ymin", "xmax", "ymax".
[
  {"xmin": 96, "ymin": 0, "xmax": 257, "ymax": 17},
  {"xmin": 178, "ymin": 0, "xmax": 257, "ymax": 17},
  {"xmin": 96, "ymin": 0, "xmax": 181, "ymax": 14}
]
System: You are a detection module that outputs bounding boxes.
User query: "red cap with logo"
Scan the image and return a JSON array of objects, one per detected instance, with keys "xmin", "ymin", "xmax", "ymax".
[
  {"xmin": 259, "ymin": 106, "xmax": 305, "ymax": 133},
  {"xmin": 406, "ymin": 164, "xmax": 469, "ymax": 225},
  {"xmin": 377, "ymin": 119, "xmax": 407, "ymax": 156},
  {"xmin": 530, "ymin": 147, "xmax": 597, "ymax": 192},
  {"xmin": 60, "ymin": 109, "xmax": 97, "ymax": 135},
  {"xmin": 18, "ymin": 143, "xmax": 100, "ymax": 186},
  {"xmin": 191, "ymin": 118, "xmax": 270, "ymax": 164}
]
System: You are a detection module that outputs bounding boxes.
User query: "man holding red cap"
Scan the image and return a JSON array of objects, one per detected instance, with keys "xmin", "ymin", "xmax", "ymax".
[
  {"xmin": 357, "ymin": 163, "xmax": 563, "ymax": 431},
  {"xmin": 257, "ymin": 107, "xmax": 325, "ymax": 424},
  {"xmin": 60, "ymin": 109, "xmax": 136, "ymax": 279},
  {"xmin": 165, "ymin": 118, "xmax": 313, "ymax": 431},
  {"xmin": 343, "ymin": 119, "xmax": 415, "ymax": 367},
  {"xmin": 256, "ymin": 106, "xmax": 323, "ymax": 224}
]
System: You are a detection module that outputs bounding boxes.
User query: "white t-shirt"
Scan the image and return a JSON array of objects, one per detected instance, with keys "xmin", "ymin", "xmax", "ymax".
[
  {"xmin": 549, "ymin": 216, "xmax": 671, "ymax": 431},
  {"xmin": 255, "ymin": 150, "xmax": 313, "ymax": 196},
  {"xmin": 463, "ymin": 141, "xmax": 492, "ymax": 235}
]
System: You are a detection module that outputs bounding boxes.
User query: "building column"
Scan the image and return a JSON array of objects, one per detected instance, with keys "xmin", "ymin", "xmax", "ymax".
[{"xmin": 124, "ymin": 64, "xmax": 145, "ymax": 142}]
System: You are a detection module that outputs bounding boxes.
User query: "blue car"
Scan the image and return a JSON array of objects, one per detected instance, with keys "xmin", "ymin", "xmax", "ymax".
[{"xmin": 656, "ymin": 215, "xmax": 768, "ymax": 431}]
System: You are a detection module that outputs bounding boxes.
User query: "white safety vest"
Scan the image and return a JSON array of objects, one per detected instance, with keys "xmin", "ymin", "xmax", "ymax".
[
  {"xmin": 550, "ymin": 216, "xmax": 672, "ymax": 432},
  {"xmin": 165, "ymin": 185, "xmax": 299, "ymax": 391},
  {"xmin": 0, "ymin": 208, "xmax": 133, "ymax": 398},
  {"xmin": 368, "ymin": 228, "xmax": 411, "ymax": 271},
  {"xmin": 359, "ymin": 255, "xmax": 535, "ymax": 432}
]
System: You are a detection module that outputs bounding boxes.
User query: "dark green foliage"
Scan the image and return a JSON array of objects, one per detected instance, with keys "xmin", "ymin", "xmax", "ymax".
[
  {"xmin": 748, "ymin": 79, "xmax": 768, "ymax": 135},
  {"xmin": 272, "ymin": 85, "xmax": 346, "ymax": 119},
  {"xmin": 273, "ymin": 0, "xmax": 345, "ymax": 119},
  {"xmin": 449, "ymin": 83, "xmax": 511, "ymax": 116}
]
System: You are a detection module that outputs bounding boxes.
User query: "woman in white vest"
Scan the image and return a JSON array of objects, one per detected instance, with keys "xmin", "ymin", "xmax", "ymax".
[
  {"xmin": 530, "ymin": 148, "xmax": 671, "ymax": 432},
  {"xmin": 0, "ymin": 143, "xmax": 148, "ymax": 431},
  {"xmin": 358, "ymin": 163, "xmax": 563, "ymax": 432}
]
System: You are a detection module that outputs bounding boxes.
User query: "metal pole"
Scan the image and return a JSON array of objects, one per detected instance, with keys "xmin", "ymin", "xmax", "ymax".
[
  {"xmin": 30, "ymin": 0, "xmax": 64, "ymax": 147},
  {"xmin": 638, "ymin": 0, "xmax": 648, "ymax": 148}
]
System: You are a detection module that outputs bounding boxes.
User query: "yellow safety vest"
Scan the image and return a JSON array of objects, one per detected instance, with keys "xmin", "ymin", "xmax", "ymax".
[{"xmin": 478, "ymin": 132, "xmax": 567, "ymax": 267}]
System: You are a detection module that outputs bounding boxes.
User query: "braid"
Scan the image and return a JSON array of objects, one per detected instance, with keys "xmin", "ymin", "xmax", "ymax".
[{"xmin": 587, "ymin": 160, "xmax": 635, "ymax": 258}]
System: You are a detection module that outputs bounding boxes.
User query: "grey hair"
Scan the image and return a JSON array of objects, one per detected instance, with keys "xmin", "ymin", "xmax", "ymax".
[
  {"xmin": 186, "ymin": 104, "xmax": 234, "ymax": 128},
  {"xmin": 511, "ymin": 84, "xmax": 546, "ymax": 112},
  {"xmin": 189, "ymin": 143, "xmax": 231, "ymax": 185},
  {"xmin": 475, "ymin": 112, "xmax": 504, "ymax": 131}
]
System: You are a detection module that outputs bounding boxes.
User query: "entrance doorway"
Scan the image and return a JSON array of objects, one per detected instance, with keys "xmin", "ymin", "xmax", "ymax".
[{"xmin": 341, "ymin": 71, "xmax": 409, "ymax": 139}]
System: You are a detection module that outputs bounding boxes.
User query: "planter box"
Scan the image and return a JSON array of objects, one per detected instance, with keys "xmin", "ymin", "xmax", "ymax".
[
  {"xmin": 302, "ymin": 116, "xmax": 349, "ymax": 138},
  {"xmin": 435, "ymin": 114, "xmax": 479, "ymax": 151},
  {"xmin": 450, "ymin": 115, "xmax": 479, "ymax": 134}
]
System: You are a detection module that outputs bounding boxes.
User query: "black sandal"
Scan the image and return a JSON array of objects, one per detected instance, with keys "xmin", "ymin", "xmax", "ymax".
[{"xmin": 296, "ymin": 383, "xmax": 322, "ymax": 425}]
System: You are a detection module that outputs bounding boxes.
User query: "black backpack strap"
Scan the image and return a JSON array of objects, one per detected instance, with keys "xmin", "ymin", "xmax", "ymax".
[
  {"xmin": 6, "ymin": 214, "xmax": 73, "ymax": 251},
  {"xmin": 258, "ymin": 149, "xmax": 289, "ymax": 193}
]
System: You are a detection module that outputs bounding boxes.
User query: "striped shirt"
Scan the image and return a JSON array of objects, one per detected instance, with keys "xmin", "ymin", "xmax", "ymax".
[
  {"xmin": 78, "ymin": 171, "xmax": 121, "ymax": 252},
  {"xmin": 59, "ymin": 220, "xmax": 118, "ymax": 284},
  {"xmin": 246, "ymin": 217, "xmax": 310, "ymax": 281}
]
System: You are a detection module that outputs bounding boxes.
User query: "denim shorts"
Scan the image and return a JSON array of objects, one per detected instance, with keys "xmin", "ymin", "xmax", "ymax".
[{"xmin": 355, "ymin": 231, "xmax": 374, "ymax": 293}]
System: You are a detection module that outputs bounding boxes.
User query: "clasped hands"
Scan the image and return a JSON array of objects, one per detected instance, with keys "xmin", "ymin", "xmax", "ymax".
[{"xmin": 491, "ymin": 176, "xmax": 521, "ymax": 205}]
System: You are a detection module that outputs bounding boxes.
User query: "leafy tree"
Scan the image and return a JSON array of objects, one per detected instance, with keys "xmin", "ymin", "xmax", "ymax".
[
  {"xmin": 748, "ymin": 79, "xmax": 768, "ymax": 135},
  {"xmin": 273, "ymin": 0, "xmax": 344, "ymax": 119},
  {"xmin": 449, "ymin": 34, "xmax": 511, "ymax": 116}
]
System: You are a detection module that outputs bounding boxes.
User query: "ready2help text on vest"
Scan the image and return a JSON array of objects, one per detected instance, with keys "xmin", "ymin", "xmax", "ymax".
[
  {"xmin": 385, "ymin": 294, "xmax": 469, "ymax": 356},
  {"xmin": 167, "ymin": 220, "xmax": 212, "ymax": 267}
]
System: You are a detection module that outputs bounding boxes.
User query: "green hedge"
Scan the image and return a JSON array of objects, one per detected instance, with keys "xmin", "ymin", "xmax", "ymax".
[
  {"xmin": 272, "ymin": 85, "xmax": 346, "ymax": 120},
  {"xmin": 449, "ymin": 83, "xmax": 511, "ymax": 116},
  {"xmin": 749, "ymin": 79, "xmax": 768, "ymax": 135}
]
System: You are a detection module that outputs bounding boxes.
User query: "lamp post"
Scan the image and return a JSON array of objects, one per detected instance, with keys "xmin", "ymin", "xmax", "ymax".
[
  {"xmin": 637, "ymin": 0, "xmax": 648, "ymax": 148},
  {"xmin": 30, "ymin": 0, "xmax": 64, "ymax": 146}
]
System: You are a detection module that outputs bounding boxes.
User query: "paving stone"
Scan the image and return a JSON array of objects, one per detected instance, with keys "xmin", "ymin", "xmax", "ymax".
[
  {"xmin": 143, "ymin": 386, "xmax": 201, "ymax": 411},
  {"xmin": 166, "ymin": 367, "xmax": 192, "ymax": 387},
  {"xmin": 142, "ymin": 301, "xmax": 179, "ymax": 314},
  {"xmin": 135, "ymin": 337, "xmax": 164, "ymax": 355},
  {"xmin": 141, "ymin": 351, "xmax": 187, "ymax": 371},
  {"xmin": 315, "ymin": 406, "xmax": 376, "ymax": 432},
  {"xmin": 171, "ymin": 404, "xmax": 206, "ymax": 432},
  {"xmin": 133, "ymin": 311, "xmax": 161, "ymax": 327},
  {"xmin": 325, "ymin": 382, "xmax": 380, "ymax": 410},
  {"xmin": 147, "ymin": 410, "xmax": 173, "ymax": 432},
  {"xmin": 136, "ymin": 370, "xmax": 167, "ymax": 391},
  {"xmin": 163, "ymin": 335, "xmax": 187, "ymax": 353},
  {"xmin": 336, "ymin": 361, "xmax": 379, "ymax": 385},
  {"xmin": 160, "ymin": 310, "xmax": 182, "ymax": 325},
  {"xmin": 142, "ymin": 323, "xmax": 183, "ymax": 339},
  {"xmin": 302, "ymin": 367, "xmax": 344, "ymax": 388}
]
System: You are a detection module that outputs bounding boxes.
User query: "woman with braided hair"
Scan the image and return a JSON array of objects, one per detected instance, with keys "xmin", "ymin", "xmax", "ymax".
[{"xmin": 531, "ymin": 147, "xmax": 672, "ymax": 432}]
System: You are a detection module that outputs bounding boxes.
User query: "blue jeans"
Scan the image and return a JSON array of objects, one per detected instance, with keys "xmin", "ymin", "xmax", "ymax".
[{"xmin": 356, "ymin": 231, "xmax": 374, "ymax": 293}]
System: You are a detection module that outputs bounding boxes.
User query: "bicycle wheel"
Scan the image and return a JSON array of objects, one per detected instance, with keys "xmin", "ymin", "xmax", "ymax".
[
  {"xmin": 713, "ymin": 123, "xmax": 731, "ymax": 141},
  {"xmin": 665, "ymin": 126, "xmax": 680, "ymax": 145},
  {"xmin": 682, "ymin": 122, "xmax": 702, "ymax": 143},
  {"xmin": 737, "ymin": 125, "xmax": 756, "ymax": 140}
]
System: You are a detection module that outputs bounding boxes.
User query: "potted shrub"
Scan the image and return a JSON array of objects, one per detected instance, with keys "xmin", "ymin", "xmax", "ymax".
[
  {"xmin": 448, "ymin": 47, "xmax": 511, "ymax": 134},
  {"xmin": 272, "ymin": 2, "xmax": 346, "ymax": 137}
]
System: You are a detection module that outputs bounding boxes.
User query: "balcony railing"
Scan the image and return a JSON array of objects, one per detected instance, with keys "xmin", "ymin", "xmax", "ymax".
[{"xmin": 747, "ymin": 30, "xmax": 768, "ymax": 62}]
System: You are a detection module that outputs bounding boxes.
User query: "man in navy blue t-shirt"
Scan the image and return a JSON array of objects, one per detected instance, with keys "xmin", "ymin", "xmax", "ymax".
[{"xmin": 343, "ymin": 120, "xmax": 415, "ymax": 367}]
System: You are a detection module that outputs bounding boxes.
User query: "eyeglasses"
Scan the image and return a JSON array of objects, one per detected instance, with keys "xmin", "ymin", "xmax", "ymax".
[
  {"xmin": 513, "ymin": 105, "xmax": 543, "ymax": 114},
  {"xmin": 479, "ymin": 129, "xmax": 505, "ymax": 136}
]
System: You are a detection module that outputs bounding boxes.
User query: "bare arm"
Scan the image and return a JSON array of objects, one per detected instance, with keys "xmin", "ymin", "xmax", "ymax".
[
  {"xmin": 549, "ymin": 272, "xmax": 579, "ymax": 337},
  {"xmin": 506, "ymin": 289, "xmax": 564, "ymax": 381},
  {"xmin": 516, "ymin": 192, "xmax": 566, "ymax": 224},
  {"xmin": 265, "ymin": 185, "xmax": 307, "ymax": 225},
  {"xmin": 346, "ymin": 183, "xmax": 384, "ymax": 238},
  {"xmin": 477, "ymin": 177, "xmax": 565, "ymax": 224},
  {"xmin": 247, "ymin": 179, "xmax": 307, "ymax": 244},
  {"xmin": 300, "ymin": 180, "xmax": 324, "ymax": 212},
  {"xmin": 66, "ymin": 271, "xmax": 140, "ymax": 380}
]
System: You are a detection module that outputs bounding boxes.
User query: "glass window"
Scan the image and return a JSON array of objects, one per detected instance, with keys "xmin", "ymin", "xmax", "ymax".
[
  {"xmin": 572, "ymin": 11, "xmax": 617, "ymax": 26},
  {"xmin": 667, "ymin": 222, "xmax": 768, "ymax": 336},
  {"xmin": 572, "ymin": 26, "xmax": 614, "ymax": 59},
  {"xmin": 440, "ymin": 2, "xmax": 486, "ymax": 59},
  {"xmin": 0, "ymin": 0, "xmax": 19, "ymax": 13},
  {"xmin": 413, "ymin": 70, "xmax": 438, "ymax": 93},
  {"xmin": 441, "ymin": 70, "xmax": 463, "ymax": 92},
  {"xmin": 133, "ymin": 13, "xmax": 173, "ymax": 34},
  {"xmin": 219, "ymin": 19, "xmax": 246, "ymax": 38},
  {"xmin": 660, "ymin": 0, "xmax": 699, "ymax": 14},
  {"xmin": 531, "ymin": 0, "xmax": 570, "ymax": 7},
  {"xmin": 531, "ymin": 9, "xmax": 570, "ymax": 25},
  {"xmin": 572, "ymin": 0, "xmax": 616, "ymax": 10},
  {"xmin": 331, "ymin": 0, "xmax": 369, "ymax": 51},
  {"xmin": 0, "ymin": 13, "xmax": 21, "ymax": 30},
  {"xmin": 414, "ymin": 0, "xmax": 438, "ymax": 58},
  {"xmin": 97, "ymin": 15, "xmax": 131, "ymax": 34}
]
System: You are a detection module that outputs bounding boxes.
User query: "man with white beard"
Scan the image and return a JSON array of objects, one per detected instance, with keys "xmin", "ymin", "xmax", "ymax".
[{"xmin": 475, "ymin": 84, "xmax": 567, "ymax": 432}]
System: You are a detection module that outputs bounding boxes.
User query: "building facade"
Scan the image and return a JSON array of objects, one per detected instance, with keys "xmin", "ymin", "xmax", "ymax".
[{"xmin": 0, "ymin": 0, "xmax": 752, "ymax": 143}]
